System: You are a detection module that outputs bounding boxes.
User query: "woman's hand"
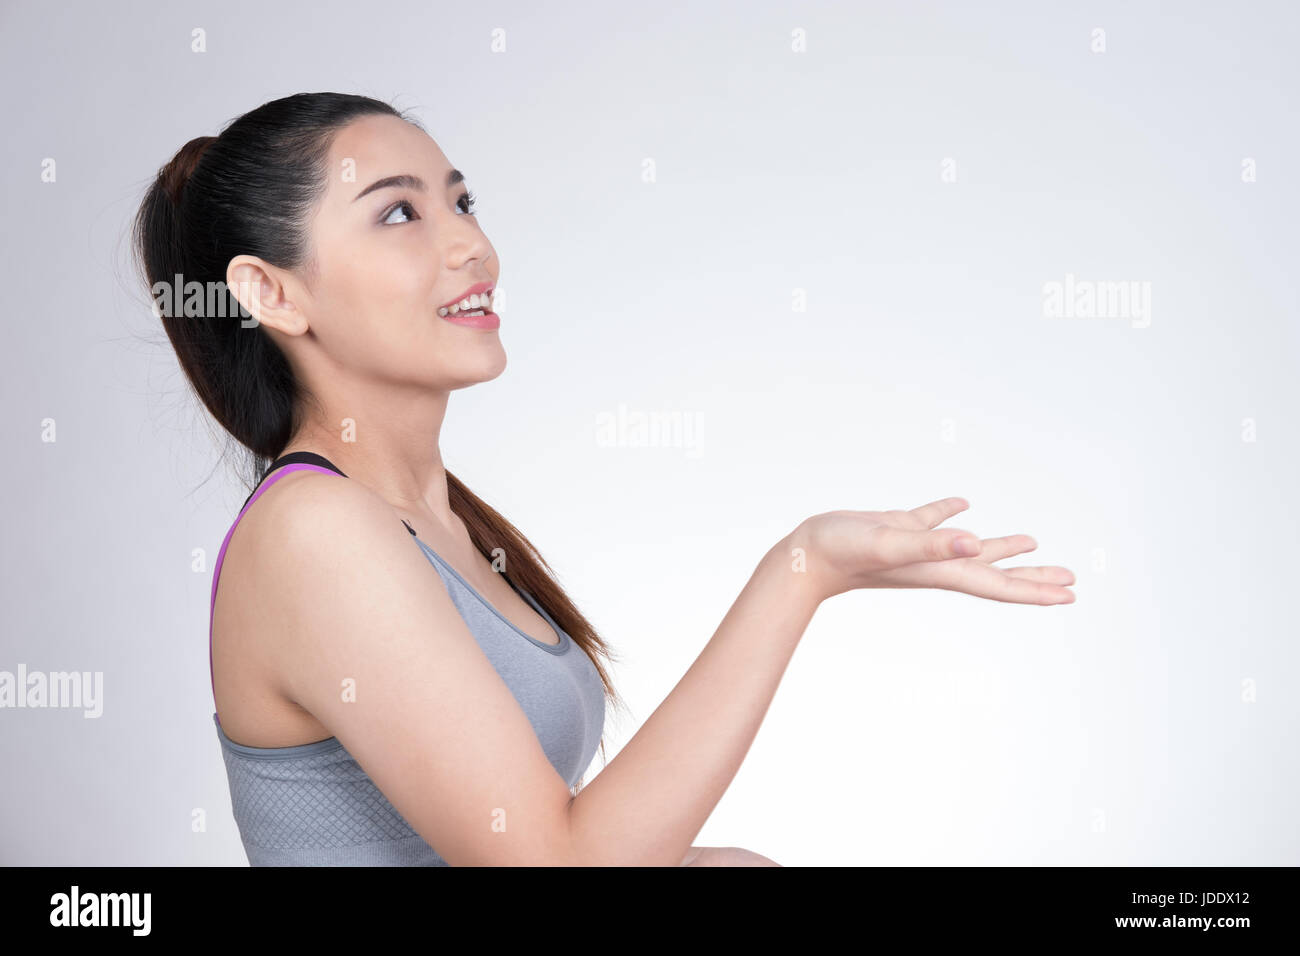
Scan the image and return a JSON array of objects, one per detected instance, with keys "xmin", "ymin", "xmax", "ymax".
[{"xmin": 793, "ymin": 497, "xmax": 1075, "ymax": 605}]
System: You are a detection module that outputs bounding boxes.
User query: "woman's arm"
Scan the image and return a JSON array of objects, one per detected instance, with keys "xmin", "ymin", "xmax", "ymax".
[
  {"xmin": 256, "ymin": 475, "xmax": 817, "ymax": 866},
  {"xmin": 265, "ymin": 479, "xmax": 1066, "ymax": 866},
  {"xmin": 567, "ymin": 529, "xmax": 820, "ymax": 867},
  {"xmin": 568, "ymin": 498, "xmax": 1073, "ymax": 866}
]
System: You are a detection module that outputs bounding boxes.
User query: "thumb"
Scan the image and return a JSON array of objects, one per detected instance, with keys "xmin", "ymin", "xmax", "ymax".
[{"xmin": 874, "ymin": 526, "xmax": 980, "ymax": 565}]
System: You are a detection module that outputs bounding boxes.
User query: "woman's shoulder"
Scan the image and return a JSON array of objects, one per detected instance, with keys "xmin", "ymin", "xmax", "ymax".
[
  {"xmin": 238, "ymin": 466, "xmax": 410, "ymax": 569},
  {"xmin": 224, "ymin": 465, "xmax": 450, "ymax": 678}
]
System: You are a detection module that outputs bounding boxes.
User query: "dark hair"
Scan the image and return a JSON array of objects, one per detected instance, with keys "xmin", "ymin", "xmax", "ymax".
[{"xmin": 132, "ymin": 92, "xmax": 624, "ymax": 781}]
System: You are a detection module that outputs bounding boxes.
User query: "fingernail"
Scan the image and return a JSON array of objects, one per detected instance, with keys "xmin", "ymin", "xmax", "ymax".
[{"xmin": 955, "ymin": 537, "xmax": 979, "ymax": 556}]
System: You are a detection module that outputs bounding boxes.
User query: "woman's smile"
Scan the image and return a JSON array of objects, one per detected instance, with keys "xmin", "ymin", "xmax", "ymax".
[{"xmin": 437, "ymin": 281, "xmax": 499, "ymax": 328}]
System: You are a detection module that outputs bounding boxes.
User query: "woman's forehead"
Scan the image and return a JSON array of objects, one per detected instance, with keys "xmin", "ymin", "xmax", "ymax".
[{"xmin": 328, "ymin": 114, "xmax": 446, "ymax": 181}]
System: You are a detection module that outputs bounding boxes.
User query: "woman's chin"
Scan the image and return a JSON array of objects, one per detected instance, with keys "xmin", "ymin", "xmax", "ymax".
[{"xmin": 443, "ymin": 350, "xmax": 507, "ymax": 389}]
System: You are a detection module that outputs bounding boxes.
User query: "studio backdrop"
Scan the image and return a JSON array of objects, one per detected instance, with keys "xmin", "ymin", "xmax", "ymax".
[{"xmin": 0, "ymin": 0, "xmax": 1295, "ymax": 865}]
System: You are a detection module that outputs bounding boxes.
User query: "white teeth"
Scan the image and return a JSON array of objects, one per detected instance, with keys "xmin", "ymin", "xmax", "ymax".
[{"xmin": 439, "ymin": 291, "xmax": 493, "ymax": 316}]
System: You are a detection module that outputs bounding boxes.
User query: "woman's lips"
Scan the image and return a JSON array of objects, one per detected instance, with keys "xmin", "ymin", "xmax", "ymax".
[{"xmin": 439, "ymin": 308, "xmax": 500, "ymax": 330}]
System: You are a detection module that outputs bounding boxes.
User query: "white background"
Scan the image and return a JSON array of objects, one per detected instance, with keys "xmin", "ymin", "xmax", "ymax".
[{"xmin": 0, "ymin": 0, "xmax": 1295, "ymax": 864}]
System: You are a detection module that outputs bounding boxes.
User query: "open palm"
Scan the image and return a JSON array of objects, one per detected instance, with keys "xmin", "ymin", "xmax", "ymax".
[{"xmin": 799, "ymin": 497, "xmax": 1075, "ymax": 605}]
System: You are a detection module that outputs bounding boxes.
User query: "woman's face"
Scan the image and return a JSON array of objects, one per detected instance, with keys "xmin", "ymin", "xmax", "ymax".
[{"xmin": 284, "ymin": 113, "xmax": 504, "ymax": 391}]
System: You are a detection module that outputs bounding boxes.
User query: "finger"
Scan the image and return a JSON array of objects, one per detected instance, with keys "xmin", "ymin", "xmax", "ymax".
[
  {"xmin": 874, "ymin": 525, "xmax": 981, "ymax": 565},
  {"xmin": 1001, "ymin": 565, "xmax": 1076, "ymax": 586},
  {"xmin": 938, "ymin": 562, "xmax": 1075, "ymax": 604},
  {"xmin": 908, "ymin": 497, "xmax": 970, "ymax": 530},
  {"xmin": 972, "ymin": 534, "xmax": 1038, "ymax": 564}
]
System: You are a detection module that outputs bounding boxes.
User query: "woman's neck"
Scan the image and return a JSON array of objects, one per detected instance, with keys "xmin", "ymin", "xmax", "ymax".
[{"xmin": 275, "ymin": 431, "xmax": 459, "ymax": 540}]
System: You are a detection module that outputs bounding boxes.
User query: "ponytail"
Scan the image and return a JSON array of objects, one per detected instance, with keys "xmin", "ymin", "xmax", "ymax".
[{"xmin": 160, "ymin": 135, "xmax": 216, "ymax": 206}]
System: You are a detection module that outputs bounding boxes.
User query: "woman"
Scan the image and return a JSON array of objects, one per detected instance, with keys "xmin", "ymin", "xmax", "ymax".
[{"xmin": 132, "ymin": 92, "xmax": 1075, "ymax": 867}]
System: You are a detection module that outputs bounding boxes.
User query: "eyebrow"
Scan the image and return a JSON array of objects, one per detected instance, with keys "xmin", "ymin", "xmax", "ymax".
[{"xmin": 352, "ymin": 168, "xmax": 465, "ymax": 202}]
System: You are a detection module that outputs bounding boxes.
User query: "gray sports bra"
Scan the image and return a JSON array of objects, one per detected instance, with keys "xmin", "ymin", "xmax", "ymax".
[{"xmin": 208, "ymin": 451, "xmax": 606, "ymax": 865}]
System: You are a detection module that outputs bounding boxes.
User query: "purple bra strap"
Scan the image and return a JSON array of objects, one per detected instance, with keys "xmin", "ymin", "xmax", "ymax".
[{"xmin": 209, "ymin": 464, "xmax": 343, "ymax": 726}]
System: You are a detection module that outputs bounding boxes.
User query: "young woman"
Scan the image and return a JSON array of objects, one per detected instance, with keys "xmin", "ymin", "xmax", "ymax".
[{"xmin": 133, "ymin": 92, "xmax": 1075, "ymax": 867}]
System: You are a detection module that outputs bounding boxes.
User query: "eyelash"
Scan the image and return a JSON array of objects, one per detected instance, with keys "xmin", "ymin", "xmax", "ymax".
[{"xmin": 380, "ymin": 191, "xmax": 478, "ymax": 224}]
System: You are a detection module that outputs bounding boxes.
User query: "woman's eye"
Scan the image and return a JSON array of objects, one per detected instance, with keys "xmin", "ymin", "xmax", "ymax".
[
  {"xmin": 381, "ymin": 199, "xmax": 419, "ymax": 225},
  {"xmin": 458, "ymin": 191, "xmax": 478, "ymax": 215}
]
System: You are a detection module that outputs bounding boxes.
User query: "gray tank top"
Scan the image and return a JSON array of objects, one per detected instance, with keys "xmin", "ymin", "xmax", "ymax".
[{"xmin": 208, "ymin": 452, "xmax": 606, "ymax": 866}]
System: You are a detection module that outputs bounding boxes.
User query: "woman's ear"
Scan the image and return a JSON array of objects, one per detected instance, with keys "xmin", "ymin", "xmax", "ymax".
[{"xmin": 226, "ymin": 256, "xmax": 309, "ymax": 335}]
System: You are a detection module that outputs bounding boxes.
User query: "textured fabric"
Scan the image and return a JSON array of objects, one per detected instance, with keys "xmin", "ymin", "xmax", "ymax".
[{"xmin": 210, "ymin": 455, "xmax": 606, "ymax": 866}]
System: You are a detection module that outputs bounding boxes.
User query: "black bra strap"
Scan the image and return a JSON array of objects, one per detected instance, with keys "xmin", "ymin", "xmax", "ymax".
[
  {"xmin": 265, "ymin": 451, "xmax": 348, "ymax": 479},
  {"xmin": 241, "ymin": 451, "xmax": 347, "ymax": 510}
]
